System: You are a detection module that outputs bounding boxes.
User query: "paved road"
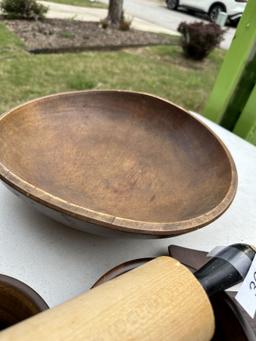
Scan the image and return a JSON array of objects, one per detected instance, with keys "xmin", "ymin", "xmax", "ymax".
[{"xmin": 98, "ymin": 0, "xmax": 235, "ymax": 49}]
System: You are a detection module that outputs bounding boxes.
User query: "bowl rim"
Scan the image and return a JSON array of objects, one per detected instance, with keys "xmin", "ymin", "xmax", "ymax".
[
  {"xmin": 0, "ymin": 274, "xmax": 49, "ymax": 311},
  {"xmin": 0, "ymin": 90, "xmax": 238, "ymax": 236}
]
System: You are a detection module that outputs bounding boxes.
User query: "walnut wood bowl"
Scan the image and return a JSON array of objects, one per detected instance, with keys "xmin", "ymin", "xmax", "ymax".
[
  {"xmin": 0, "ymin": 274, "xmax": 48, "ymax": 331},
  {"xmin": 0, "ymin": 91, "xmax": 237, "ymax": 237}
]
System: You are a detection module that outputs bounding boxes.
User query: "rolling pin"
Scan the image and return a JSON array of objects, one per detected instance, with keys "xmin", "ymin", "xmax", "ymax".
[{"xmin": 0, "ymin": 244, "xmax": 254, "ymax": 341}]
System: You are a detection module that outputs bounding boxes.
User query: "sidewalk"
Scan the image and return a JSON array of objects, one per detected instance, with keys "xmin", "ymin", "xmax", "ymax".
[{"xmin": 39, "ymin": 1, "xmax": 179, "ymax": 36}]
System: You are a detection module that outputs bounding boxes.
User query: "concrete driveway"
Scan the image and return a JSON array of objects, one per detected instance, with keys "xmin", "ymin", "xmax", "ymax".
[{"xmin": 98, "ymin": 0, "xmax": 236, "ymax": 49}]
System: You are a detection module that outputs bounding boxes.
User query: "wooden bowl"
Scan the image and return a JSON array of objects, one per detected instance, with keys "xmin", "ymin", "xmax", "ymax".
[
  {"xmin": 0, "ymin": 274, "xmax": 48, "ymax": 331},
  {"xmin": 0, "ymin": 91, "xmax": 237, "ymax": 237}
]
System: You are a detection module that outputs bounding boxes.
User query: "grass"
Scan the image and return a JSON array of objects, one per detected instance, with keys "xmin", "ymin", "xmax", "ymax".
[
  {"xmin": 0, "ymin": 22, "xmax": 224, "ymax": 117},
  {"xmin": 43, "ymin": 0, "xmax": 107, "ymax": 8}
]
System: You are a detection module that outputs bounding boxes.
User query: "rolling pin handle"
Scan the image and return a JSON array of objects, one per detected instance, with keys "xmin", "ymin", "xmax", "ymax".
[{"xmin": 194, "ymin": 244, "xmax": 255, "ymax": 296}]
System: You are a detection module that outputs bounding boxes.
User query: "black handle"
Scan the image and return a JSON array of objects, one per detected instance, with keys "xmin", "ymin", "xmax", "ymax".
[{"xmin": 194, "ymin": 244, "xmax": 255, "ymax": 296}]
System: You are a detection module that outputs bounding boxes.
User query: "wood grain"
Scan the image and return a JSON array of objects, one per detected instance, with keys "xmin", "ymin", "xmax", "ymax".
[
  {"xmin": 0, "ymin": 90, "xmax": 237, "ymax": 236},
  {"xmin": 0, "ymin": 257, "xmax": 215, "ymax": 341},
  {"xmin": 92, "ymin": 254, "xmax": 255, "ymax": 341}
]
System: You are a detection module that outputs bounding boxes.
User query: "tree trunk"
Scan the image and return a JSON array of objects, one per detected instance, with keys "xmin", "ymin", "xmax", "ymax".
[{"xmin": 107, "ymin": 0, "xmax": 124, "ymax": 26}]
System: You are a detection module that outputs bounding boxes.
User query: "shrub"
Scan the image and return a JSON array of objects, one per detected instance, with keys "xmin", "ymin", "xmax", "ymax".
[
  {"xmin": 177, "ymin": 21, "xmax": 224, "ymax": 60},
  {"xmin": 0, "ymin": 0, "xmax": 48, "ymax": 19}
]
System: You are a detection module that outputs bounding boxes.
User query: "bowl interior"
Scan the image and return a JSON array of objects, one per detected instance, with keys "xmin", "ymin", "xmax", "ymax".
[
  {"xmin": 0, "ymin": 91, "xmax": 236, "ymax": 234},
  {"xmin": 0, "ymin": 275, "xmax": 48, "ymax": 331}
]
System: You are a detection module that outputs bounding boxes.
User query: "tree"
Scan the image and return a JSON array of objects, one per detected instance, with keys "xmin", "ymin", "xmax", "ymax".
[{"xmin": 107, "ymin": 0, "xmax": 124, "ymax": 26}]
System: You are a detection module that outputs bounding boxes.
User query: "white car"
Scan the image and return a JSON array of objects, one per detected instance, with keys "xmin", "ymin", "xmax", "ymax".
[{"xmin": 166, "ymin": 0, "xmax": 247, "ymax": 23}]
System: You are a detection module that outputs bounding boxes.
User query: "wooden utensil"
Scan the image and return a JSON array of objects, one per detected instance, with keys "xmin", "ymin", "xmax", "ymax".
[
  {"xmin": 168, "ymin": 245, "xmax": 256, "ymax": 341},
  {"xmin": 0, "ymin": 91, "xmax": 237, "ymax": 237},
  {"xmin": 92, "ymin": 250, "xmax": 256, "ymax": 341},
  {"xmin": 0, "ymin": 257, "xmax": 214, "ymax": 340},
  {"xmin": 0, "ymin": 244, "xmax": 253, "ymax": 341}
]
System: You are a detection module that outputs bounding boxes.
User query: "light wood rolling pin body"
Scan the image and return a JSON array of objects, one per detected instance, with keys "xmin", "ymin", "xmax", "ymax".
[{"xmin": 0, "ymin": 257, "xmax": 214, "ymax": 341}]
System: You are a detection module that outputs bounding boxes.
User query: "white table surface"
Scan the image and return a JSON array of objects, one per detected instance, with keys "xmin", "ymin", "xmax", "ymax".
[{"xmin": 0, "ymin": 113, "xmax": 256, "ymax": 308}]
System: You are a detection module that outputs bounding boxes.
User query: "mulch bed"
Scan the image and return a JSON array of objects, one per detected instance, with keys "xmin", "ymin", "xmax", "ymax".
[{"xmin": 4, "ymin": 19, "xmax": 175, "ymax": 53}]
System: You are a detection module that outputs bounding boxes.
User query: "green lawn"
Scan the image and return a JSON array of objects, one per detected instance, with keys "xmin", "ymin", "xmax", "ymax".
[
  {"xmin": 44, "ymin": 0, "xmax": 107, "ymax": 8},
  {"xmin": 0, "ymin": 22, "xmax": 224, "ymax": 117}
]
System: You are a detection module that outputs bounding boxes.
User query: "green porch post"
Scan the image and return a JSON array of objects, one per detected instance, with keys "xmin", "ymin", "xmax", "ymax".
[
  {"xmin": 234, "ymin": 83, "xmax": 256, "ymax": 144},
  {"xmin": 204, "ymin": 0, "xmax": 256, "ymax": 131}
]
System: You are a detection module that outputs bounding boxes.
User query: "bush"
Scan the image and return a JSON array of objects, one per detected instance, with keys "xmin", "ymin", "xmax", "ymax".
[
  {"xmin": 0, "ymin": 0, "xmax": 48, "ymax": 19},
  {"xmin": 177, "ymin": 21, "xmax": 224, "ymax": 60}
]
